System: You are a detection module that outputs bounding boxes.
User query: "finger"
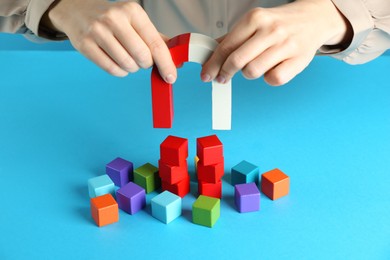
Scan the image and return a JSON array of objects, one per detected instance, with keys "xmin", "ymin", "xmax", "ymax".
[
  {"xmin": 216, "ymin": 31, "xmax": 278, "ymax": 83},
  {"xmin": 215, "ymin": 34, "xmax": 226, "ymax": 43},
  {"xmin": 113, "ymin": 24, "xmax": 153, "ymax": 69},
  {"xmin": 95, "ymin": 29, "xmax": 140, "ymax": 73},
  {"xmin": 201, "ymin": 17, "xmax": 258, "ymax": 83},
  {"xmin": 241, "ymin": 42, "xmax": 296, "ymax": 80},
  {"xmin": 132, "ymin": 10, "xmax": 177, "ymax": 84},
  {"xmin": 79, "ymin": 40, "xmax": 128, "ymax": 77},
  {"xmin": 264, "ymin": 55, "xmax": 313, "ymax": 86},
  {"xmin": 160, "ymin": 33, "xmax": 170, "ymax": 43}
]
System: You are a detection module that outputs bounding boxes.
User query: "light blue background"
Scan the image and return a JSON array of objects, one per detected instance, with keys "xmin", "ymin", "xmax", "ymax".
[
  {"xmin": 0, "ymin": 45, "xmax": 389, "ymax": 259},
  {"xmin": 0, "ymin": 33, "xmax": 73, "ymax": 50}
]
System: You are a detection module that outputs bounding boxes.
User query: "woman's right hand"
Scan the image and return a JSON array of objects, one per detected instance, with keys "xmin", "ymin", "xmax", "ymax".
[{"xmin": 44, "ymin": 0, "xmax": 177, "ymax": 83}]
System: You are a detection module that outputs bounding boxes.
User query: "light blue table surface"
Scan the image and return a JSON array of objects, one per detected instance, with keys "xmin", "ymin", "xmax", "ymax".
[{"xmin": 0, "ymin": 50, "xmax": 389, "ymax": 259}]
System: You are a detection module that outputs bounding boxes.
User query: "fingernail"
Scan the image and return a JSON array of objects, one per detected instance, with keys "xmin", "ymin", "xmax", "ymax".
[
  {"xmin": 165, "ymin": 74, "xmax": 176, "ymax": 84},
  {"xmin": 114, "ymin": 67, "xmax": 128, "ymax": 77},
  {"xmin": 124, "ymin": 66, "xmax": 137, "ymax": 73},
  {"xmin": 216, "ymin": 75, "xmax": 226, "ymax": 84},
  {"xmin": 201, "ymin": 73, "xmax": 211, "ymax": 82}
]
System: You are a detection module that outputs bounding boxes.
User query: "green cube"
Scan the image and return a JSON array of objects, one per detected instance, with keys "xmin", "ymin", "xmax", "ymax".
[
  {"xmin": 192, "ymin": 195, "xmax": 220, "ymax": 228},
  {"xmin": 134, "ymin": 163, "xmax": 161, "ymax": 193}
]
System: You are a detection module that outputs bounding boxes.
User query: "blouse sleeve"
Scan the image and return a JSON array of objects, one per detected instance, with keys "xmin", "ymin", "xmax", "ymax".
[
  {"xmin": 319, "ymin": 0, "xmax": 390, "ymax": 64},
  {"xmin": 0, "ymin": 0, "xmax": 145, "ymax": 41},
  {"xmin": 0, "ymin": 0, "xmax": 64, "ymax": 40}
]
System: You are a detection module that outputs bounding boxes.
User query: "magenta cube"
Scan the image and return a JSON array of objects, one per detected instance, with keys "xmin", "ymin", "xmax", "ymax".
[
  {"xmin": 116, "ymin": 182, "xmax": 145, "ymax": 214},
  {"xmin": 106, "ymin": 157, "xmax": 133, "ymax": 187},
  {"xmin": 235, "ymin": 183, "xmax": 260, "ymax": 213}
]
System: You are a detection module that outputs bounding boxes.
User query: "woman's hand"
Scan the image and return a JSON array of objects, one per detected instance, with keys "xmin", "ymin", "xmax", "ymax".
[
  {"xmin": 201, "ymin": 0, "xmax": 352, "ymax": 86},
  {"xmin": 43, "ymin": 0, "xmax": 177, "ymax": 83}
]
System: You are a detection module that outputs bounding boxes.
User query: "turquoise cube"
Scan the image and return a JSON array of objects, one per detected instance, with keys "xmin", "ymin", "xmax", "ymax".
[
  {"xmin": 88, "ymin": 175, "xmax": 115, "ymax": 198},
  {"xmin": 151, "ymin": 191, "xmax": 182, "ymax": 224},
  {"xmin": 231, "ymin": 160, "xmax": 259, "ymax": 186}
]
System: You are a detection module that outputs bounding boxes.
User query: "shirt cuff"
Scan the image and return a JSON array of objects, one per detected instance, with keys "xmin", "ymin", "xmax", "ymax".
[
  {"xmin": 318, "ymin": 0, "xmax": 374, "ymax": 63},
  {"xmin": 25, "ymin": 0, "xmax": 66, "ymax": 40}
]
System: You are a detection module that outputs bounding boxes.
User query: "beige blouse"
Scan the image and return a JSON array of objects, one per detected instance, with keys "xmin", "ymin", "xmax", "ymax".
[{"xmin": 0, "ymin": 0, "xmax": 389, "ymax": 64}]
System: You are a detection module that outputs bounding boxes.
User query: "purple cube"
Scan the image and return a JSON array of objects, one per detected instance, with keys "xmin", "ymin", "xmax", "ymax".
[
  {"xmin": 235, "ymin": 183, "xmax": 260, "ymax": 213},
  {"xmin": 106, "ymin": 157, "xmax": 133, "ymax": 187},
  {"xmin": 116, "ymin": 182, "xmax": 146, "ymax": 214}
]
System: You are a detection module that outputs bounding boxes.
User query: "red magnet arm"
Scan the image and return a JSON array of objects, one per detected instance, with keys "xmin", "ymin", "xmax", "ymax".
[{"xmin": 151, "ymin": 33, "xmax": 190, "ymax": 128}]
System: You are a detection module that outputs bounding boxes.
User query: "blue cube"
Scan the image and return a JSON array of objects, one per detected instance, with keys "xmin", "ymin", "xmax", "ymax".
[
  {"xmin": 88, "ymin": 175, "xmax": 115, "ymax": 198},
  {"xmin": 231, "ymin": 160, "xmax": 259, "ymax": 186},
  {"xmin": 151, "ymin": 191, "xmax": 182, "ymax": 224}
]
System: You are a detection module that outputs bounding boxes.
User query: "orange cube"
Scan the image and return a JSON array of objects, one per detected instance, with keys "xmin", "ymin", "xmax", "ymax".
[
  {"xmin": 194, "ymin": 156, "xmax": 199, "ymax": 173},
  {"xmin": 261, "ymin": 169, "xmax": 289, "ymax": 200},
  {"xmin": 90, "ymin": 194, "xmax": 119, "ymax": 227}
]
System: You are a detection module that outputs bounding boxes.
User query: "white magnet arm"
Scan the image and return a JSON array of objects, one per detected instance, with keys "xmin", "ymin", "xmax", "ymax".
[
  {"xmin": 188, "ymin": 33, "xmax": 232, "ymax": 130},
  {"xmin": 212, "ymin": 80, "xmax": 232, "ymax": 130},
  {"xmin": 188, "ymin": 33, "xmax": 217, "ymax": 64}
]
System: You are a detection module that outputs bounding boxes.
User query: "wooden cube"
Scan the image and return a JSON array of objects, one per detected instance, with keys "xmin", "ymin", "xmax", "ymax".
[
  {"xmin": 192, "ymin": 195, "xmax": 220, "ymax": 228},
  {"xmin": 196, "ymin": 135, "xmax": 223, "ymax": 166},
  {"xmin": 158, "ymin": 160, "xmax": 188, "ymax": 185},
  {"xmin": 134, "ymin": 163, "xmax": 161, "ymax": 193},
  {"xmin": 162, "ymin": 174, "xmax": 190, "ymax": 198},
  {"xmin": 160, "ymin": 135, "xmax": 188, "ymax": 166},
  {"xmin": 198, "ymin": 180, "xmax": 222, "ymax": 199},
  {"xmin": 197, "ymin": 160, "xmax": 224, "ymax": 183},
  {"xmin": 90, "ymin": 194, "xmax": 118, "ymax": 227},
  {"xmin": 261, "ymin": 168, "xmax": 289, "ymax": 200},
  {"xmin": 231, "ymin": 160, "xmax": 259, "ymax": 186},
  {"xmin": 151, "ymin": 191, "xmax": 182, "ymax": 224}
]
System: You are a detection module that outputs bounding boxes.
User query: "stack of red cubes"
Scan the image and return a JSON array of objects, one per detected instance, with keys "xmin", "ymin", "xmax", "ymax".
[
  {"xmin": 159, "ymin": 135, "xmax": 190, "ymax": 198},
  {"xmin": 196, "ymin": 135, "xmax": 224, "ymax": 198}
]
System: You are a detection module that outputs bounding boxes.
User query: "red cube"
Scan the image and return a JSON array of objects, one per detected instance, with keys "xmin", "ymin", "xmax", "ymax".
[
  {"xmin": 197, "ymin": 160, "xmax": 224, "ymax": 183},
  {"xmin": 159, "ymin": 160, "xmax": 188, "ymax": 184},
  {"xmin": 198, "ymin": 180, "xmax": 222, "ymax": 199},
  {"xmin": 162, "ymin": 174, "xmax": 190, "ymax": 198},
  {"xmin": 196, "ymin": 135, "xmax": 223, "ymax": 166},
  {"xmin": 160, "ymin": 135, "xmax": 188, "ymax": 166}
]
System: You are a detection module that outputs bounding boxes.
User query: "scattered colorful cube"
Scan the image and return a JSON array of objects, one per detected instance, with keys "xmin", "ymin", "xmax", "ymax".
[
  {"xmin": 231, "ymin": 160, "xmax": 259, "ymax": 186},
  {"xmin": 90, "ymin": 194, "xmax": 119, "ymax": 227},
  {"xmin": 106, "ymin": 157, "xmax": 133, "ymax": 187},
  {"xmin": 261, "ymin": 168, "xmax": 289, "ymax": 200},
  {"xmin": 88, "ymin": 136, "xmax": 290, "ymax": 227},
  {"xmin": 88, "ymin": 175, "xmax": 115, "ymax": 198},
  {"xmin": 151, "ymin": 191, "xmax": 182, "ymax": 224},
  {"xmin": 116, "ymin": 182, "xmax": 146, "ymax": 214},
  {"xmin": 192, "ymin": 195, "xmax": 220, "ymax": 228},
  {"xmin": 133, "ymin": 163, "xmax": 161, "ymax": 193},
  {"xmin": 235, "ymin": 183, "xmax": 260, "ymax": 213}
]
